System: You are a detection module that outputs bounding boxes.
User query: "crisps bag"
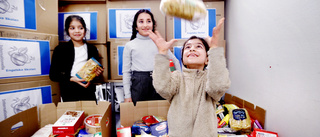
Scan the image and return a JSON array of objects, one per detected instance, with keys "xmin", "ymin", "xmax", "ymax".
[{"xmin": 160, "ymin": 0, "xmax": 207, "ymax": 21}]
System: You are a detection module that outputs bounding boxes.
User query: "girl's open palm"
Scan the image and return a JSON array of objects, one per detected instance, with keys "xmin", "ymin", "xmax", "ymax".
[
  {"xmin": 206, "ymin": 17, "xmax": 225, "ymax": 48},
  {"xmin": 148, "ymin": 30, "xmax": 177, "ymax": 55}
]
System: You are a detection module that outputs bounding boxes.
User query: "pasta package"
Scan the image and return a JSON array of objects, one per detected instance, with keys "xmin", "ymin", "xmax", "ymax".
[
  {"xmin": 76, "ymin": 57, "xmax": 103, "ymax": 83},
  {"xmin": 160, "ymin": 0, "xmax": 207, "ymax": 21},
  {"xmin": 229, "ymin": 108, "xmax": 251, "ymax": 132}
]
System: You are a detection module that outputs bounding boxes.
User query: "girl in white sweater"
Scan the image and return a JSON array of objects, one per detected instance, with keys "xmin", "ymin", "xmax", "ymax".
[{"xmin": 149, "ymin": 18, "xmax": 230, "ymax": 137}]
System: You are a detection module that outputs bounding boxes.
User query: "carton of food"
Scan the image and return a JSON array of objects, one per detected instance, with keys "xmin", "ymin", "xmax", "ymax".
[
  {"xmin": 76, "ymin": 57, "xmax": 103, "ymax": 83},
  {"xmin": 52, "ymin": 110, "xmax": 85, "ymax": 135}
]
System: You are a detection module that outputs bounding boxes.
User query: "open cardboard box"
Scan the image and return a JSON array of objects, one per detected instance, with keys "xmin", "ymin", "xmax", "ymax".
[
  {"xmin": 224, "ymin": 93, "xmax": 266, "ymax": 129},
  {"xmin": 120, "ymin": 100, "xmax": 170, "ymax": 127},
  {"xmin": 0, "ymin": 101, "xmax": 112, "ymax": 137},
  {"xmin": 120, "ymin": 94, "xmax": 266, "ymax": 129}
]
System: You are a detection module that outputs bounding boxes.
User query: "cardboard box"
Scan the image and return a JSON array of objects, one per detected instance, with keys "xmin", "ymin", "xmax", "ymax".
[
  {"xmin": 166, "ymin": 1, "xmax": 225, "ymax": 40},
  {"xmin": 0, "ymin": 79, "xmax": 60, "ymax": 104},
  {"xmin": 0, "ymin": 101, "xmax": 112, "ymax": 137},
  {"xmin": 52, "ymin": 110, "xmax": 85, "ymax": 135},
  {"xmin": 0, "ymin": 0, "xmax": 58, "ymax": 34},
  {"xmin": 106, "ymin": 1, "xmax": 166, "ymax": 41},
  {"xmin": 120, "ymin": 94, "xmax": 265, "ymax": 129},
  {"xmin": 120, "ymin": 100, "xmax": 170, "ymax": 127},
  {"xmin": 108, "ymin": 39, "xmax": 129, "ymax": 80},
  {"xmin": 0, "ymin": 29, "xmax": 59, "ymax": 50},
  {"xmin": 224, "ymin": 93, "xmax": 266, "ymax": 129},
  {"xmin": 59, "ymin": 3, "xmax": 107, "ymax": 44},
  {"xmin": 94, "ymin": 44, "xmax": 108, "ymax": 82}
]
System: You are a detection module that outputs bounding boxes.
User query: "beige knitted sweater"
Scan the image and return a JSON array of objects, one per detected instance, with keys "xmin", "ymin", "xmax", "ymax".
[{"xmin": 153, "ymin": 47, "xmax": 231, "ymax": 137}]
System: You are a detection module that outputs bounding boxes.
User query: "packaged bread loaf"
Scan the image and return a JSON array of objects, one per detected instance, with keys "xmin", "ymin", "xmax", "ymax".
[
  {"xmin": 160, "ymin": 0, "xmax": 207, "ymax": 21},
  {"xmin": 229, "ymin": 108, "xmax": 251, "ymax": 132}
]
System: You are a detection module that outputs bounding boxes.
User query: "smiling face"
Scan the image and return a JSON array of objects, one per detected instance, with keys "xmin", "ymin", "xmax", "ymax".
[
  {"xmin": 136, "ymin": 13, "xmax": 153, "ymax": 36},
  {"xmin": 68, "ymin": 20, "xmax": 86, "ymax": 43},
  {"xmin": 182, "ymin": 39, "xmax": 208, "ymax": 70}
]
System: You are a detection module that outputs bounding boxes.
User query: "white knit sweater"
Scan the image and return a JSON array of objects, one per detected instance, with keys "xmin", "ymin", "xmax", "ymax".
[{"xmin": 153, "ymin": 47, "xmax": 231, "ymax": 137}]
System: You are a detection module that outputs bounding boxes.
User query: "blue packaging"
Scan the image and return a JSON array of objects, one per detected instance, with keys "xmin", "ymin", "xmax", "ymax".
[
  {"xmin": 150, "ymin": 121, "xmax": 168, "ymax": 137},
  {"xmin": 131, "ymin": 121, "xmax": 151, "ymax": 135}
]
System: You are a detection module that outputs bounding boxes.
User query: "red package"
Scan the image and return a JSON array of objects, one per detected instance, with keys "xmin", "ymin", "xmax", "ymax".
[
  {"xmin": 117, "ymin": 127, "xmax": 131, "ymax": 137},
  {"xmin": 251, "ymin": 128, "xmax": 278, "ymax": 137},
  {"xmin": 142, "ymin": 115, "xmax": 160, "ymax": 126}
]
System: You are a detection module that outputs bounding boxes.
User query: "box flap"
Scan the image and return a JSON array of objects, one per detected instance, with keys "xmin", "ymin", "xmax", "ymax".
[
  {"xmin": 81, "ymin": 101, "xmax": 99, "ymax": 116},
  {"xmin": 39, "ymin": 103, "xmax": 57, "ymax": 128},
  {"xmin": 0, "ymin": 107, "xmax": 38, "ymax": 137},
  {"xmin": 224, "ymin": 93, "xmax": 266, "ymax": 128},
  {"xmin": 100, "ymin": 101, "xmax": 112, "ymax": 137},
  {"xmin": 56, "ymin": 101, "xmax": 82, "ymax": 118},
  {"xmin": 120, "ymin": 100, "xmax": 170, "ymax": 127}
]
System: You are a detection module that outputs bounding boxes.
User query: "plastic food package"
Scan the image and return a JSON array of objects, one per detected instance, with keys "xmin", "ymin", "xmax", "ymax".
[
  {"xmin": 84, "ymin": 114, "xmax": 103, "ymax": 134},
  {"xmin": 76, "ymin": 57, "xmax": 103, "ymax": 83},
  {"xmin": 229, "ymin": 108, "xmax": 251, "ymax": 131},
  {"xmin": 150, "ymin": 121, "xmax": 169, "ymax": 137},
  {"xmin": 142, "ymin": 115, "xmax": 166, "ymax": 126},
  {"xmin": 251, "ymin": 128, "xmax": 278, "ymax": 137},
  {"xmin": 132, "ymin": 120, "xmax": 151, "ymax": 135},
  {"xmin": 160, "ymin": 0, "xmax": 207, "ymax": 21}
]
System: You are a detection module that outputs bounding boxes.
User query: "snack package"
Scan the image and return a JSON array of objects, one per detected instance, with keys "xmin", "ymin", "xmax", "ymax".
[
  {"xmin": 76, "ymin": 57, "xmax": 103, "ymax": 83},
  {"xmin": 117, "ymin": 127, "xmax": 132, "ymax": 137},
  {"xmin": 150, "ymin": 121, "xmax": 169, "ymax": 137},
  {"xmin": 142, "ymin": 115, "xmax": 166, "ymax": 126},
  {"xmin": 251, "ymin": 128, "xmax": 278, "ymax": 137},
  {"xmin": 160, "ymin": 0, "xmax": 207, "ymax": 21},
  {"xmin": 132, "ymin": 120, "xmax": 151, "ymax": 135},
  {"xmin": 84, "ymin": 114, "xmax": 103, "ymax": 134},
  {"xmin": 229, "ymin": 108, "xmax": 251, "ymax": 132}
]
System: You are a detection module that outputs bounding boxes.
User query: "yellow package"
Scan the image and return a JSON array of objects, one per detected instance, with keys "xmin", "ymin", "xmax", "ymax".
[
  {"xmin": 229, "ymin": 108, "xmax": 251, "ymax": 131},
  {"xmin": 160, "ymin": 0, "xmax": 207, "ymax": 21},
  {"xmin": 76, "ymin": 57, "xmax": 103, "ymax": 83}
]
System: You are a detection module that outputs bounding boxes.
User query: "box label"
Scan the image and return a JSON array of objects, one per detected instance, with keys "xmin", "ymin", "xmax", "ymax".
[
  {"xmin": 0, "ymin": 38, "xmax": 50, "ymax": 79},
  {"xmin": 0, "ymin": 86, "xmax": 52, "ymax": 122},
  {"xmin": 174, "ymin": 9, "xmax": 216, "ymax": 39},
  {"xmin": 0, "ymin": 0, "xmax": 36, "ymax": 30},
  {"xmin": 58, "ymin": 12, "xmax": 98, "ymax": 41}
]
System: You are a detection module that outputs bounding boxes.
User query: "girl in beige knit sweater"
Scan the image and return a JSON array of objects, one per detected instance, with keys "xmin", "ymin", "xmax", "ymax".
[{"xmin": 148, "ymin": 18, "xmax": 230, "ymax": 137}]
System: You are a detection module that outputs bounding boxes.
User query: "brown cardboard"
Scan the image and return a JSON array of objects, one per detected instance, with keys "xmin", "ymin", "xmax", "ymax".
[
  {"xmin": 0, "ymin": 101, "xmax": 112, "ymax": 137},
  {"xmin": 120, "ymin": 100, "xmax": 170, "ymax": 127},
  {"xmin": 59, "ymin": 3, "xmax": 107, "ymax": 44},
  {"xmin": 166, "ymin": 1, "xmax": 225, "ymax": 40},
  {"xmin": 0, "ymin": 0, "xmax": 58, "ymax": 34},
  {"xmin": 224, "ymin": 93, "xmax": 266, "ymax": 129},
  {"xmin": 94, "ymin": 44, "xmax": 108, "ymax": 82},
  {"xmin": 0, "ymin": 107, "xmax": 39, "ymax": 137},
  {"xmin": 41, "ymin": 101, "xmax": 112, "ymax": 137},
  {"xmin": 0, "ymin": 79, "xmax": 60, "ymax": 104},
  {"xmin": 106, "ymin": 1, "xmax": 166, "ymax": 41},
  {"xmin": 0, "ymin": 29, "xmax": 59, "ymax": 50},
  {"xmin": 109, "ymin": 39, "xmax": 129, "ymax": 80}
]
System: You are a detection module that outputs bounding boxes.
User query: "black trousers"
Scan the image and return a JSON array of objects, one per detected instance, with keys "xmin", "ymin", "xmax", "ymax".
[
  {"xmin": 60, "ymin": 81, "xmax": 96, "ymax": 102},
  {"xmin": 131, "ymin": 71, "xmax": 164, "ymax": 105}
]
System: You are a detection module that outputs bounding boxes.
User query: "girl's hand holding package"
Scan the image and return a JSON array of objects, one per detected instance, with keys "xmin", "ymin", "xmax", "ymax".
[{"xmin": 70, "ymin": 76, "xmax": 90, "ymax": 88}]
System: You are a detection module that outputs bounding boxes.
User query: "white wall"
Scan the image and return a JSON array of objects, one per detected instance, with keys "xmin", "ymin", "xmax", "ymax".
[{"xmin": 225, "ymin": 0, "xmax": 320, "ymax": 136}]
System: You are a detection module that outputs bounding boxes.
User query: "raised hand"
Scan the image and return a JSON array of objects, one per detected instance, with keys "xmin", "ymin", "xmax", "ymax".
[
  {"xmin": 148, "ymin": 30, "xmax": 177, "ymax": 55},
  {"xmin": 205, "ymin": 17, "xmax": 225, "ymax": 48}
]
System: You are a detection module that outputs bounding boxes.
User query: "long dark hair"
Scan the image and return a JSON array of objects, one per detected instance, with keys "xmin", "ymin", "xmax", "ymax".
[
  {"xmin": 130, "ymin": 9, "xmax": 157, "ymax": 40},
  {"xmin": 181, "ymin": 36, "xmax": 210, "ymax": 68},
  {"xmin": 64, "ymin": 15, "xmax": 87, "ymax": 37}
]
